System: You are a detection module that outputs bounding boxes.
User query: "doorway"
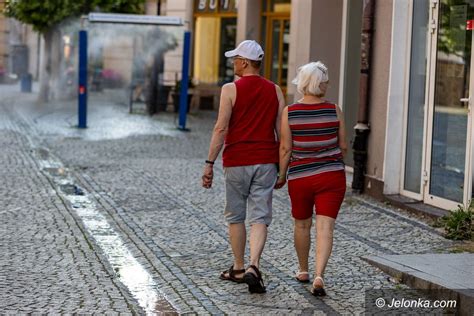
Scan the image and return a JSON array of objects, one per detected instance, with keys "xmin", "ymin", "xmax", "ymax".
[{"xmin": 423, "ymin": 0, "xmax": 474, "ymax": 209}]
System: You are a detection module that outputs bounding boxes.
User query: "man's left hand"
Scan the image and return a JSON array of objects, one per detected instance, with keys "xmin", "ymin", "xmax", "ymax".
[{"xmin": 274, "ymin": 177, "xmax": 286, "ymax": 189}]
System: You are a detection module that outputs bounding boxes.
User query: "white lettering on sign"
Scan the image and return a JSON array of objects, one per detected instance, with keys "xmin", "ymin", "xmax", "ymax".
[
  {"xmin": 198, "ymin": 0, "xmax": 206, "ymax": 10},
  {"xmin": 209, "ymin": 0, "xmax": 217, "ymax": 10},
  {"xmin": 196, "ymin": 0, "xmax": 236, "ymax": 12},
  {"xmin": 221, "ymin": 0, "xmax": 229, "ymax": 10}
]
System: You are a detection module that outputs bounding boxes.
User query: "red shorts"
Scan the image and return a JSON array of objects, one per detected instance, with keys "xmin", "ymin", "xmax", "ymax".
[{"xmin": 288, "ymin": 170, "xmax": 346, "ymax": 219}]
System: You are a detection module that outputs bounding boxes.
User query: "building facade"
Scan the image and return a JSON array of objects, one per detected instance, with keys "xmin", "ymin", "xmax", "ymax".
[{"xmin": 2, "ymin": 0, "xmax": 468, "ymax": 212}]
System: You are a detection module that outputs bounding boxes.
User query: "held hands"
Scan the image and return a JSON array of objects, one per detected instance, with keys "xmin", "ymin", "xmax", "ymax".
[
  {"xmin": 202, "ymin": 164, "xmax": 214, "ymax": 189},
  {"xmin": 274, "ymin": 175, "xmax": 286, "ymax": 189}
]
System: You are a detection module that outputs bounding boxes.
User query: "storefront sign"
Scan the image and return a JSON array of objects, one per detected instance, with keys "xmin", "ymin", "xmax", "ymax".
[{"xmin": 196, "ymin": 0, "xmax": 237, "ymax": 13}]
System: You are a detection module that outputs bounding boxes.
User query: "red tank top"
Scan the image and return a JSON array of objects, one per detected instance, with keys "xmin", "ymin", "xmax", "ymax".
[{"xmin": 222, "ymin": 75, "xmax": 279, "ymax": 167}]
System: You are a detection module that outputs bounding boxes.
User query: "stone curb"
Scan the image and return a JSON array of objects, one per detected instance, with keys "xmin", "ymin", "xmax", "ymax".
[{"xmin": 362, "ymin": 255, "xmax": 474, "ymax": 316}]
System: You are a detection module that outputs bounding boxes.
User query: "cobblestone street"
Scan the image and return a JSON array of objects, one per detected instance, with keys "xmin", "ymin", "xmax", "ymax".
[{"xmin": 0, "ymin": 86, "xmax": 456, "ymax": 314}]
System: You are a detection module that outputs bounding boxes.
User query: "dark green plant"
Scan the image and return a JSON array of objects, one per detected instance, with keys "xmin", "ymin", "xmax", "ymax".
[
  {"xmin": 437, "ymin": 1, "xmax": 473, "ymax": 60},
  {"xmin": 436, "ymin": 202, "xmax": 474, "ymax": 241}
]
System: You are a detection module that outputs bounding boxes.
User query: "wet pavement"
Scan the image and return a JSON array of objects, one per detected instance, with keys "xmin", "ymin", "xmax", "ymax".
[{"xmin": 0, "ymin": 84, "xmax": 461, "ymax": 314}]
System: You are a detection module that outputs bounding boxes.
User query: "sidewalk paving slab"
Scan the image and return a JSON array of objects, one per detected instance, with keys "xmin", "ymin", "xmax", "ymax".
[{"xmin": 362, "ymin": 253, "xmax": 474, "ymax": 315}]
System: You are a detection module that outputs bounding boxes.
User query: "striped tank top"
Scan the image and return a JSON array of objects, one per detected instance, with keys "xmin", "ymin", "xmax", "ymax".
[{"xmin": 287, "ymin": 102, "xmax": 345, "ymax": 180}]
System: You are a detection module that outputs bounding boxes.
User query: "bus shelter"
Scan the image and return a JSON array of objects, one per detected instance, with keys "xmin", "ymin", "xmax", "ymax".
[{"xmin": 78, "ymin": 13, "xmax": 191, "ymax": 130}]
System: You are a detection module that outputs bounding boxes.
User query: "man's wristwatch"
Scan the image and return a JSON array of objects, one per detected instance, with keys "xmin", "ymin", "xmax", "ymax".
[{"xmin": 205, "ymin": 160, "xmax": 215, "ymax": 165}]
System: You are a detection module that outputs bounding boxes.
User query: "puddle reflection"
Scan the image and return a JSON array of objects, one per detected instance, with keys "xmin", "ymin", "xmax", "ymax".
[{"xmin": 38, "ymin": 158, "xmax": 178, "ymax": 315}]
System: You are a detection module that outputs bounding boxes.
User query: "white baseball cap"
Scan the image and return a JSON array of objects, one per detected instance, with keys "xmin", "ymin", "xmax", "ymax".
[{"xmin": 224, "ymin": 40, "xmax": 264, "ymax": 61}]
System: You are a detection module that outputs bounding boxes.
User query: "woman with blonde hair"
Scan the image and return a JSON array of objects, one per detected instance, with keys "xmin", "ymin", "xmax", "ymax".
[{"xmin": 275, "ymin": 61, "xmax": 347, "ymax": 296}]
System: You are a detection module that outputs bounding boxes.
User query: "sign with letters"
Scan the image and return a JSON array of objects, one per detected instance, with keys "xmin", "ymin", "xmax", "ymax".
[{"xmin": 195, "ymin": 0, "xmax": 238, "ymax": 13}]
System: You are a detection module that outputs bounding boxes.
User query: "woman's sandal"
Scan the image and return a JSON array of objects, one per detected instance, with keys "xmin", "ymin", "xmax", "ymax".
[
  {"xmin": 311, "ymin": 276, "xmax": 327, "ymax": 297},
  {"xmin": 295, "ymin": 271, "xmax": 310, "ymax": 283},
  {"xmin": 219, "ymin": 265, "xmax": 245, "ymax": 283},
  {"xmin": 243, "ymin": 265, "xmax": 266, "ymax": 293}
]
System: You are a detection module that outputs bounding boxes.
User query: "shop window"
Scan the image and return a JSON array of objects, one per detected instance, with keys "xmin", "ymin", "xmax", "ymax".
[
  {"xmin": 194, "ymin": 17, "xmax": 220, "ymax": 83},
  {"xmin": 193, "ymin": 0, "xmax": 237, "ymax": 85},
  {"xmin": 219, "ymin": 18, "xmax": 237, "ymax": 84}
]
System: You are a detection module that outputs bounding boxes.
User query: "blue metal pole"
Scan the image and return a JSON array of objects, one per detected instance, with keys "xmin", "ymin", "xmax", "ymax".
[
  {"xmin": 78, "ymin": 30, "xmax": 88, "ymax": 128},
  {"xmin": 178, "ymin": 31, "xmax": 191, "ymax": 131}
]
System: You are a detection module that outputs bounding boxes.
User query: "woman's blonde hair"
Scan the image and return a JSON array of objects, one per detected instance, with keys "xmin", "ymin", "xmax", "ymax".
[{"xmin": 292, "ymin": 61, "xmax": 329, "ymax": 96}]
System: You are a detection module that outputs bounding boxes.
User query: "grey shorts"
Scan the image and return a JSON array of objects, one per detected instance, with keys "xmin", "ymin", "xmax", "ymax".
[{"xmin": 224, "ymin": 163, "xmax": 277, "ymax": 226}]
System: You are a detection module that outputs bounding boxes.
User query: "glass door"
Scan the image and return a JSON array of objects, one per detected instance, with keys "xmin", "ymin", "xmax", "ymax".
[
  {"xmin": 264, "ymin": 17, "xmax": 290, "ymax": 94},
  {"xmin": 425, "ymin": 0, "xmax": 474, "ymax": 209},
  {"xmin": 403, "ymin": 0, "xmax": 430, "ymax": 198},
  {"xmin": 261, "ymin": 0, "xmax": 290, "ymax": 94}
]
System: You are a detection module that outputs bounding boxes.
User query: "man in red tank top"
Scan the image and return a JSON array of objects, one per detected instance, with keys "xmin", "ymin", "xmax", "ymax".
[{"xmin": 202, "ymin": 40, "xmax": 285, "ymax": 293}]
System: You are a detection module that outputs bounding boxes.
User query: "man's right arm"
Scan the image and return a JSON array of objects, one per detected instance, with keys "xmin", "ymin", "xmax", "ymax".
[
  {"xmin": 335, "ymin": 104, "xmax": 348, "ymax": 158},
  {"xmin": 274, "ymin": 84, "xmax": 286, "ymax": 140},
  {"xmin": 202, "ymin": 83, "xmax": 235, "ymax": 189},
  {"xmin": 206, "ymin": 83, "xmax": 235, "ymax": 162}
]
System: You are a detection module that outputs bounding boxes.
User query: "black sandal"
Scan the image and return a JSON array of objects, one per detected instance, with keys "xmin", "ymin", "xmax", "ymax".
[
  {"xmin": 219, "ymin": 265, "xmax": 245, "ymax": 283},
  {"xmin": 311, "ymin": 276, "xmax": 326, "ymax": 296},
  {"xmin": 243, "ymin": 265, "xmax": 266, "ymax": 293}
]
